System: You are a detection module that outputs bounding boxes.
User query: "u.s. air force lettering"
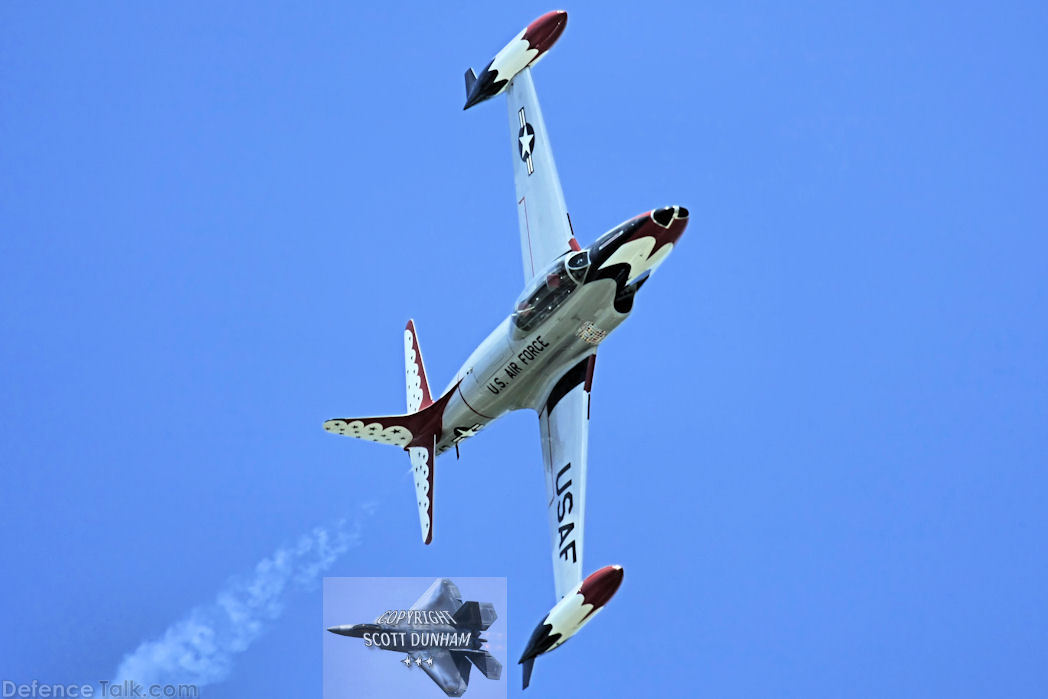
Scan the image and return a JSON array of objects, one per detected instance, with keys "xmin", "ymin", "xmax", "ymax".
[{"xmin": 486, "ymin": 335, "xmax": 550, "ymax": 394}]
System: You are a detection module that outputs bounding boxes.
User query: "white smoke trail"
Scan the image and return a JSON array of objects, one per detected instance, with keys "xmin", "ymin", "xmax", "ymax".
[{"xmin": 112, "ymin": 508, "xmax": 372, "ymax": 686}]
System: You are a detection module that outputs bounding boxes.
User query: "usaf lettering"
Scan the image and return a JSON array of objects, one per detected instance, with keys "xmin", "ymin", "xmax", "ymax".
[{"xmin": 554, "ymin": 462, "xmax": 576, "ymax": 563}]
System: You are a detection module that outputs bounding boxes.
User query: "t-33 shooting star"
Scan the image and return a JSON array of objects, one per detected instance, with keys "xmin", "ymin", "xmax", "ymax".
[{"xmin": 324, "ymin": 10, "xmax": 689, "ymax": 689}]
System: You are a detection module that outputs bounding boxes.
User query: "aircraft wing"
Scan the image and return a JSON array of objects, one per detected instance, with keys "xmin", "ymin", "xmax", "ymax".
[
  {"xmin": 506, "ymin": 67, "xmax": 577, "ymax": 281},
  {"xmin": 538, "ymin": 355, "xmax": 596, "ymax": 599},
  {"xmin": 410, "ymin": 578, "xmax": 464, "ymax": 613},
  {"xmin": 416, "ymin": 649, "xmax": 472, "ymax": 698}
]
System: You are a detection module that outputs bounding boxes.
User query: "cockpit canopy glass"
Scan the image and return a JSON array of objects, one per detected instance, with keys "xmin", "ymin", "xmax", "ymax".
[{"xmin": 513, "ymin": 252, "xmax": 590, "ymax": 333}]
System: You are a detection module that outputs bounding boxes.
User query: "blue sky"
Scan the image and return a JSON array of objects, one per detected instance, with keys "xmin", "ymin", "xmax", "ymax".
[{"xmin": 2, "ymin": 1, "xmax": 1046, "ymax": 697}]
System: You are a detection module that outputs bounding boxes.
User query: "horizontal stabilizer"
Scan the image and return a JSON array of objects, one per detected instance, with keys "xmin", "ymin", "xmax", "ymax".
[
  {"xmin": 323, "ymin": 378, "xmax": 455, "ymax": 449},
  {"xmin": 323, "ymin": 414, "xmax": 416, "ymax": 447},
  {"xmin": 452, "ymin": 600, "xmax": 497, "ymax": 630}
]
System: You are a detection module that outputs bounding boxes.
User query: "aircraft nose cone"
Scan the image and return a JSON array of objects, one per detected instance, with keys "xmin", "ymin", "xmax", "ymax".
[{"xmin": 327, "ymin": 625, "xmax": 353, "ymax": 636}]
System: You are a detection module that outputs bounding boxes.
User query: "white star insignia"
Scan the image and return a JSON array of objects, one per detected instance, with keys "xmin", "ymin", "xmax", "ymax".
[{"xmin": 519, "ymin": 131, "xmax": 534, "ymax": 158}]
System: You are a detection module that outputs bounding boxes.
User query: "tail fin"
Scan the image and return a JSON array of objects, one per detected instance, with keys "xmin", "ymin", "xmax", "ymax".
[
  {"xmin": 324, "ymin": 320, "xmax": 454, "ymax": 545},
  {"xmin": 405, "ymin": 319, "xmax": 433, "ymax": 413},
  {"xmin": 452, "ymin": 601, "xmax": 498, "ymax": 631}
]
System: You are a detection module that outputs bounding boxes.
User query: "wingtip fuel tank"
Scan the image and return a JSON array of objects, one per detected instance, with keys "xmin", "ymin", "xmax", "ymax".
[
  {"xmin": 463, "ymin": 10, "xmax": 568, "ymax": 110},
  {"xmin": 519, "ymin": 565, "xmax": 624, "ymax": 689}
]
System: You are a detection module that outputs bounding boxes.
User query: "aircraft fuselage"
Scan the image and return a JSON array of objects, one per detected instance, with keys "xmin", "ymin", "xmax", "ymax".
[{"xmin": 435, "ymin": 206, "xmax": 688, "ymax": 454}]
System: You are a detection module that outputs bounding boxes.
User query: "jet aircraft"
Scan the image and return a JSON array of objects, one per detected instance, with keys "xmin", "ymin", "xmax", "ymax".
[
  {"xmin": 327, "ymin": 578, "xmax": 501, "ymax": 697},
  {"xmin": 324, "ymin": 10, "xmax": 688, "ymax": 689}
]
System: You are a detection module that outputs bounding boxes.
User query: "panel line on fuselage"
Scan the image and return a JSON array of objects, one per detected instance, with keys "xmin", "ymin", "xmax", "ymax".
[{"xmin": 457, "ymin": 383, "xmax": 495, "ymax": 421}]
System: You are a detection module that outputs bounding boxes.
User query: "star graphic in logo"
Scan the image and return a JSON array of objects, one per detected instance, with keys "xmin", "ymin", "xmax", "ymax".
[{"xmin": 401, "ymin": 656, "xmax": 413, "ymax": 668}]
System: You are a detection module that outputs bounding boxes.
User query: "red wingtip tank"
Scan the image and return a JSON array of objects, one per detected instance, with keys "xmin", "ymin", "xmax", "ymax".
[
  {"xmin": 518, "ymin": 565, "xmax": 625, "ymax": 689},
  {"xmin": 464, "ymin": 10, "xmax": 568, "ymax": 110}
]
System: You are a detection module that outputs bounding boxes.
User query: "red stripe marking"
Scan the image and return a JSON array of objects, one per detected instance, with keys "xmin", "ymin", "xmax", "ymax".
[{"xmin": 520, "ymin": 196, "xmax": 535, "ymax": 276}]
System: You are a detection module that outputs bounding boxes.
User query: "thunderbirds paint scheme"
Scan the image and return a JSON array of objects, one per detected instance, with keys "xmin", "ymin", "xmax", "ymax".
[
  {"xmin": 324, "ymin": 10, "xmax": 687, "ymax": 689},
  {"xmin": 327, "ymin": 579, "xmax": 501, "ymax": 697}
]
